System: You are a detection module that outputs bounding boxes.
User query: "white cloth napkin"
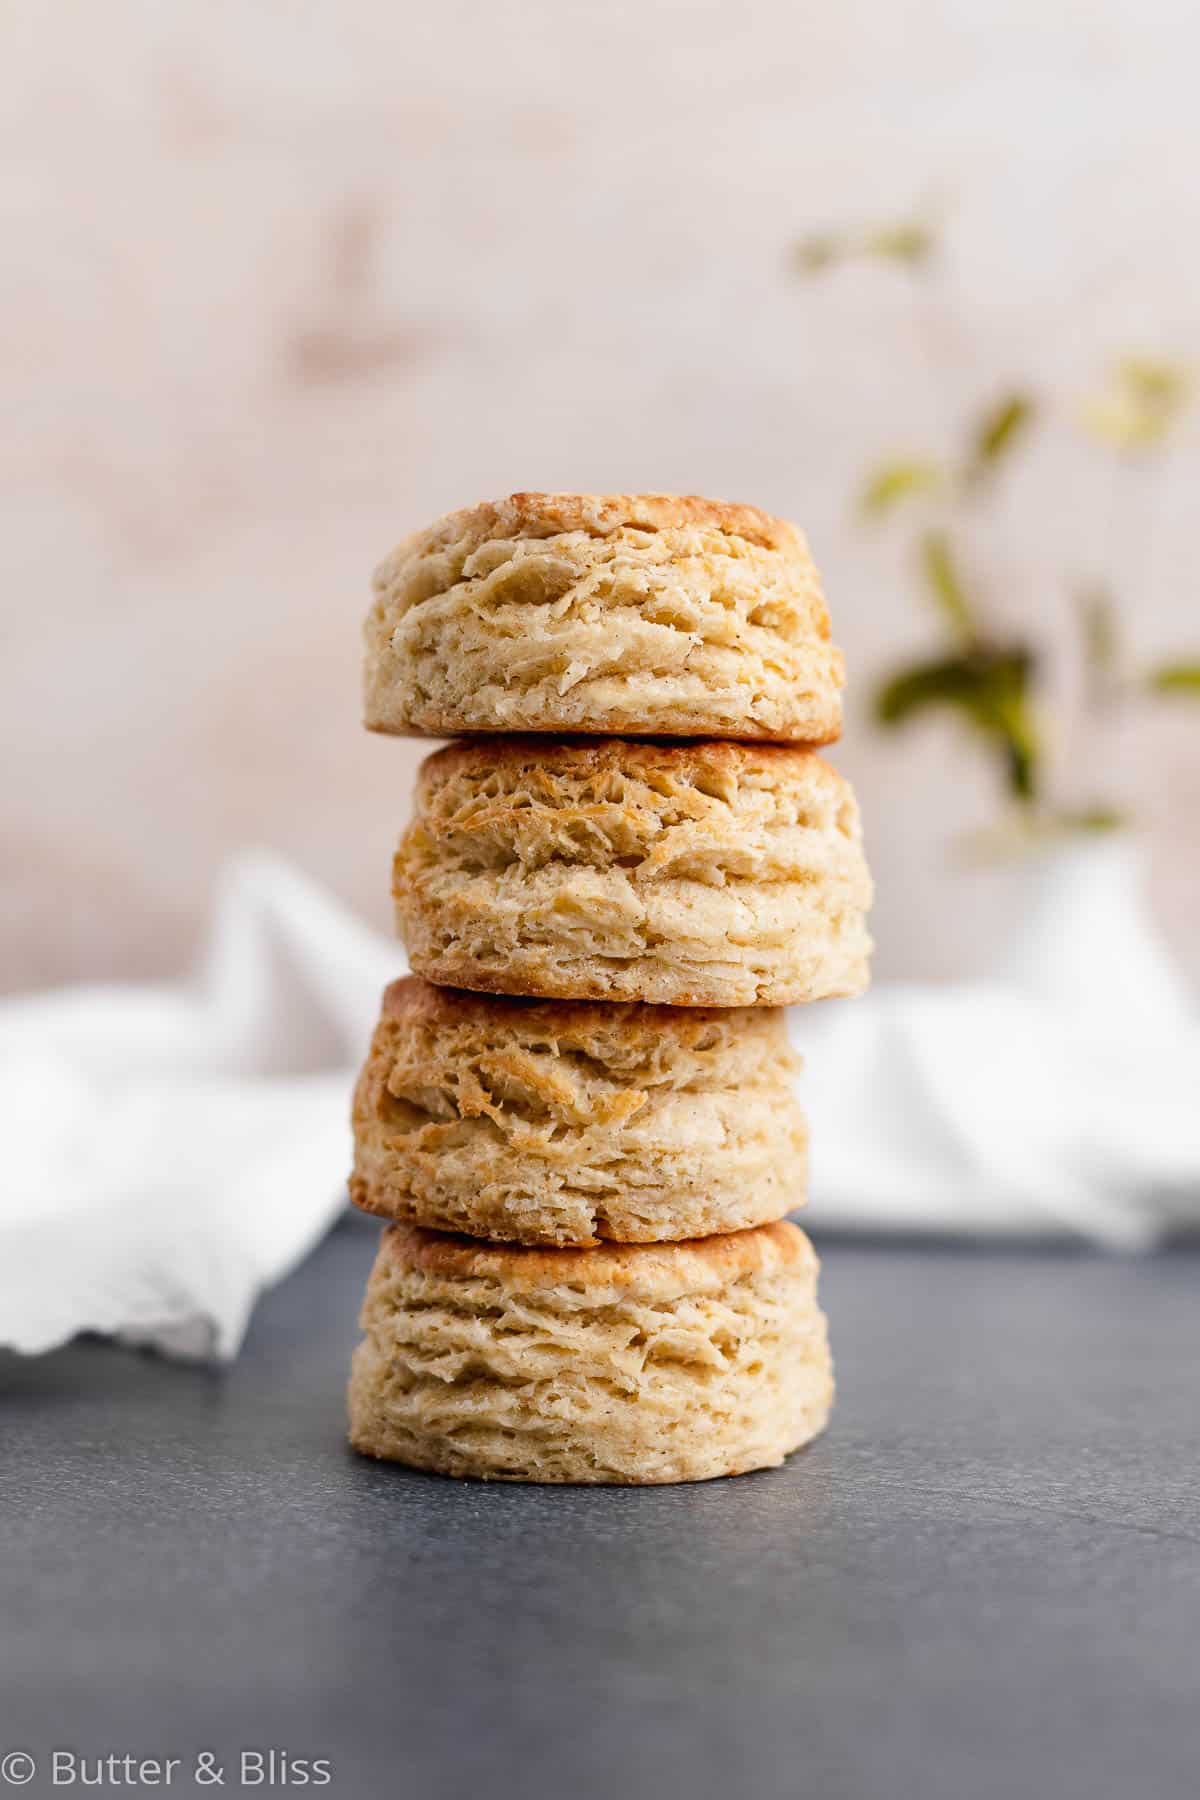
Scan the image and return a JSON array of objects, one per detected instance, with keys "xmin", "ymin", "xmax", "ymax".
[
  {"xmin": 791, "ymin": 836, "xmax": 1200, "ymax": 1251},
  {"xmin": 2, "ymin": 839, "xmax": 1196, "ymax": 1362},
  {"xmin": 0, "ymin": 855, "xmax": 398, "ymax": 1360}
]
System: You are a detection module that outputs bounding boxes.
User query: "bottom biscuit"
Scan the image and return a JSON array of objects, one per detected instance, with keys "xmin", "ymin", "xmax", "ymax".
[{"xmin": 348, "ymin": 1221, "xmax": 832, "ymax": 1484}]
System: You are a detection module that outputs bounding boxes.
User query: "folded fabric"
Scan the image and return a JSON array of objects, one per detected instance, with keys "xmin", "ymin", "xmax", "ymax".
[
  {"xmin": 790, "ymin": 836, "xmax": 1200, "ymax": 1252},
  {"xmin": 0, "ymin": 855, "xmax": 398, "ymax": 1359},
  {"xmin": 1, "ymin": 837, "xmax": 1195, "ymax": 1362}
]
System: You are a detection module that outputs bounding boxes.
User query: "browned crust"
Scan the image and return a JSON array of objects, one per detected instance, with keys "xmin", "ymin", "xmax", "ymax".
[
  {"xmin": 414, "ymin": 734, "xmax": 848, "ymax": 792},
  {"xmin": 394, "ymin": 959, "xmax": 863, "ymax": 1008},
  {"xmin": 349, "ymin": 1173, "xmax": 396, "ymax": 1224},
  {"xmin": 365, "ymin": 718, "xmax": 842, "ymax": 748},
  {"xmin": 378, "ymin": 491, "xmax": 808, "ymax": 568},
  {"xmin": 379, "ymin": 1218, "xmax": 813, "ymax": 1289},
  {"xmin": 378, "ymin": 974, "xmax": 781, "ymax": 1042}
]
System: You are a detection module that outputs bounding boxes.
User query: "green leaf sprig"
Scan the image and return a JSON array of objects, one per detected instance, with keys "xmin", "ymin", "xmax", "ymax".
[
  {"xmin": 873, "ymin": 531, "xmax": 1041, "ymax": 806},
  {"xmin": 858, "ymin": 460, "xmax": 944, "ymax": 518},
  {"xmin": 1075, "ymin": 589, "xmax": 1200, "ymax": 712},
  {"xmin": 1147, "ymin": 663, "xmax": 1200, "ymax": 697},
  {"xmin": 795, "ymin": 208, "xmax": 1199, "ymax": 839},
  {"xmin": 856, "ymin": 391, "xmax": 1043, "ymax": 807},
  {"xmin": 791, "ymin": 215, "xmax": 938, "ymax": 277},
  {"xmin": 1082, "ymin": 356, "xmax": 1192, "ymax": 452},
  {"xmin": 965, "ymin": 392, "xmax": 1035, "ymax": 483},
  {"xmin": 857, "ymin": 388, "xmax": 1035, "ymax": 525}
]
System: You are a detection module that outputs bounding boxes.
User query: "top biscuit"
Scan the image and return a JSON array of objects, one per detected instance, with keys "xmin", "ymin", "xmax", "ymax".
[{"xmin": 364, "ymin": 492, "xmax": 843, "ymax": 743}]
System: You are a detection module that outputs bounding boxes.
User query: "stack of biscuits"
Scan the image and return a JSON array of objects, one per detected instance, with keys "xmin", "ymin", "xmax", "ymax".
[{"xmin": 346, "ymin": 493, "xmax": 872, "ymax": 1484}]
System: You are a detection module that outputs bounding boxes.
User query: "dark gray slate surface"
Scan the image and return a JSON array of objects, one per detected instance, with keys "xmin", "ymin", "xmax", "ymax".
[{"xmin": 2, "ymin": 1215, "xmax": 1198, "ymax": 1800}]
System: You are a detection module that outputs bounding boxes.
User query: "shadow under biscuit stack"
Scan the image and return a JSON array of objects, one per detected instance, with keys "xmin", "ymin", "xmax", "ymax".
[{"xmin": 346, "ymin": 493, "xmax": 873, "ymax": 1484}]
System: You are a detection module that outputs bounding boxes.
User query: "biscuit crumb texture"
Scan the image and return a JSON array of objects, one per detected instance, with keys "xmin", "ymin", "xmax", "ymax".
[
  {"xmin": 352, "ymin": 978, "xmax": 807, "ymax": 1245},
  {"xmin": 393, "ymin": 737, "xmax": 873, "ymax": 1006},
  {"xmin": 348, "ymin": 1222, "xmax": 833, "ymax": 1483},
  {"xmin": 364, "ymin": 493, "xmax": 843, "ymax": 743}
]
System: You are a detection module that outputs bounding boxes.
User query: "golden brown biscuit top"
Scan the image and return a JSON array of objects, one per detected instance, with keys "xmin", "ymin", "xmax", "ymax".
[
  {"xmin": 379, "ymin": 491, "xmax": 807, "ymax": 570},
  {"xmin": 414, "ymin": 733, "xmax": 847, "ymax": 791},
  {"xmin": 381, "ymin": 1219, "xmax": 814, "ymax": 1294},
  {"xmin": 380, "ymin": 975, "xmax": 780, "ymax": 1041}
]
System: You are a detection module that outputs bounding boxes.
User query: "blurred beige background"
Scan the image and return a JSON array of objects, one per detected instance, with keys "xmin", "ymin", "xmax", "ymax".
[{"xmin": 4, "ymin": 0, "xmax": 1198, "ymax": 993}]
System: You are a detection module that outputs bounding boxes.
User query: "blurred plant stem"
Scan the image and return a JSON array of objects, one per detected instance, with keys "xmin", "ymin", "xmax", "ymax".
[
  {"xmin": 875, "ymin": 530, "xmax": 1041, "ymax": 809},
  {"xmin": 794, "ymin": 218, "xmax": 1198, "ymax": 846},
  {"xmin": 863, "ymin": 376, "xmax": 1197, "ymax": 838}
]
